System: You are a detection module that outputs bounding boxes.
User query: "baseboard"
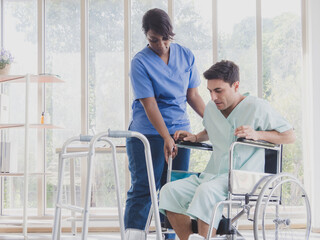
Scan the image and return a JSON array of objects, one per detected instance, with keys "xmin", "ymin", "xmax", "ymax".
[{"xmin": 0, "ymin": 226, "xmax": 121, "ymax": 233}]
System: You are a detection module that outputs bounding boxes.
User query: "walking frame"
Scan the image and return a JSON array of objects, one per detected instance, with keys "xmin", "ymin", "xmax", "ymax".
[{"xmin": 52, "ymin": 130, "xmax": 163, "ymax": 240}]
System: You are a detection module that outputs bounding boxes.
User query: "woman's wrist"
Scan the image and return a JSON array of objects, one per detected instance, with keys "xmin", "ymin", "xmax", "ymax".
[
  {"xmin": 163, "ymin": 135, "xmax": 173, "ymax": 142},
  {"xmin": 194, "ymin": 134, "xmax": 198, "ymax": 142}
]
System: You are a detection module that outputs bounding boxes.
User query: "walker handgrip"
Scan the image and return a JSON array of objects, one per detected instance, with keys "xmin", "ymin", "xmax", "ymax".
[
  {"xmin": 79, "ymin": 135, "xmax": 93, "ymax": 142},
  {"xmin": 108, "ymin": 130, "xmax": 134, "ymax": 138}
]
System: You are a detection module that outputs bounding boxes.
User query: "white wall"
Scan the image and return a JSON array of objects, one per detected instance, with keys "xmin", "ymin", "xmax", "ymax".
[{"xmin": 306, "ymin": 0, "xmax": 320, "ymax": 232}]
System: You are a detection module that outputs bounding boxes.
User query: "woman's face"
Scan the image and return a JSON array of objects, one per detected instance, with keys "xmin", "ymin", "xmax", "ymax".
[{"xmin": 146, "ymin": 29, "xmax": 171, "ymax": 56}]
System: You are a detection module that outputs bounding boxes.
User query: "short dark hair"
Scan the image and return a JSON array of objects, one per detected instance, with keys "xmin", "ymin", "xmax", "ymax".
[
  {"xmin": 142, "ymin": 8, "xmax": 175, "ymax": 39},
  {"xmin": 203, "ymin": 60, "xmax": 239, "ymax": 86}
]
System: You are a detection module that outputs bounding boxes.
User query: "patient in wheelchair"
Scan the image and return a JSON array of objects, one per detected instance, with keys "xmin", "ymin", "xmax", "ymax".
[{"xmin": 158, "ymin": 60, "xmax": 295, "ymax": 240}]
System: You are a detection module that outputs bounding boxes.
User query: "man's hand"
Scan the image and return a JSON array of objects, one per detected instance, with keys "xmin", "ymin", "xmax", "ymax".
[
  {"xmin": 173, "ymin": 130, "xmax": 197, "ymax": 142},
  {"xmin": 164, "ymin": 137, "xmax": 177, "ymax": 163},
  {"xmin": 234, "ymin": 125, "xmax": 259, "ymax": 140}
]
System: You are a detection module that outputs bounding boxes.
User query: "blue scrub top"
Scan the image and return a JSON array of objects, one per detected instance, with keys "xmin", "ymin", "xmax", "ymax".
[{"xmin": 129, "ymin": 43, "xmax": 200, "ymax": 135}]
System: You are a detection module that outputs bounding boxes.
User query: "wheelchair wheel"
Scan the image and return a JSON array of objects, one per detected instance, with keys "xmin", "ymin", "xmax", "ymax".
[{"xmin": 253, "ymin": 173, "xmax": 311, "ymax": 240}]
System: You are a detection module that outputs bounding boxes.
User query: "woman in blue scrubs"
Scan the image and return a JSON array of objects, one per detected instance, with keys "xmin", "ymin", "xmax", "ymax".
[{"xmin": 124, "ymin": 8, "xmax": 206, "ymax": 236}]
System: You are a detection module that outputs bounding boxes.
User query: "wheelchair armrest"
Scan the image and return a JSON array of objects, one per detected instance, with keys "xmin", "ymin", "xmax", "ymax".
[
  {"xmin": 236, "ymin": 137, "xmax": 280, "ymax": 149},
  {"xmin": 175, "ymin": 139, "xmax": 213, "ymax": 151}
]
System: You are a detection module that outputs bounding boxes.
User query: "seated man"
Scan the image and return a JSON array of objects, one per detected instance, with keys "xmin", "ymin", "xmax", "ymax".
[{"xmin": 159, "ymin": 60, "xmax": 295, "ymax": 240}]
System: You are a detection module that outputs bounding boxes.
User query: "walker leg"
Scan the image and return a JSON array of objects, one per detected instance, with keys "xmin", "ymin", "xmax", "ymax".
[
  {"xmin": 70, "ymin": 158, "xmax": 76, "ymax": 235},
  {"xmin": 81, "ymin": 153, "xmax": 94, "ymax": 240},
  {"xmin": 52, "ymin": 155, "xmax": 65, "ymax": 240}
]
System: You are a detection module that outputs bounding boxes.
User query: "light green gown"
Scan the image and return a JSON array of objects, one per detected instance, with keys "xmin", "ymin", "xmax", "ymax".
[{"xmin": 159, "ymin": 95, "xmax": 292, "ymax": 228}]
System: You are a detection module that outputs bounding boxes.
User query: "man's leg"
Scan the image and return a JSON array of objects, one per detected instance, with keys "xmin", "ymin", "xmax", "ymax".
[
  {"xmin": 198, "ymin": 219, "xmax": 217, "ymax": 238},
  {"xmin": 186, "ymin": 175, "xmax": 228, "ymax": 238},
  {"xmin": 160, "ymin": 147, "xmax": 190, "ymax": 226},
  {"xmin": 166, "ymin": 211, "xmax": 193, "ymax": 240}
]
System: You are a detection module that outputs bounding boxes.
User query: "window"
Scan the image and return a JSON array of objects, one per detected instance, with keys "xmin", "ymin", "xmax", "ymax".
[
  {"xmin": 44, "ymin": 0, "xmax": 81, "ymax": 211},
  {"xmin": 174, "ymin": 0, "xmax": 213, "ymax": 171},
  {"xmin": 88, "ymin": 0, "xmax": 126, "ymax": 208},
  {"xmin": 218, "ymin": 0, "xmax": 257, "ymax": 95},
  {"xmin": 0, "ymin": 0, "xmax": 306, "ymax": 221},
  {"xmin": 261, "ymin": 0, "xmax": 303, "ymax": 180},
  {"xmin": 1, "ymin": 0, "xmax": 38, "ymax": 216}
]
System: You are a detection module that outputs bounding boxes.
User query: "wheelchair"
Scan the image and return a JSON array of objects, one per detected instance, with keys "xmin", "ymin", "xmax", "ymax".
[{"xmin": 165, "ymin": 138, "xmax": 312, "ymax": 240}]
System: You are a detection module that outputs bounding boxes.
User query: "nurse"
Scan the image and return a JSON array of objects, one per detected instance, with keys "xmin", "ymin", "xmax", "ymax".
[{"xmin": 124, "ymin": 8, "xmax": 206, "ymax": 238}]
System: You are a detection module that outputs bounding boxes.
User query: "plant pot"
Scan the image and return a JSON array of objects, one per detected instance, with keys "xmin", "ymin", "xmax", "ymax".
[{"xmin": 0, "ymin": 64, "xmax": 11, "ymax": 75}]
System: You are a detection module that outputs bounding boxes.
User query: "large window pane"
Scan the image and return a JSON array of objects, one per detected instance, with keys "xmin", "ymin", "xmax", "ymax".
[
  {"xmin": 88, "ymin": 0, "xmax": 125, "ymax": 137},
  {"xmin": 2, "ymin": 0, "xmax": 38, "ymax": 216},
  {"xmin": 3, "ymin": 0, "xmax": 37, "ymax": 74},
  {"xmin": 174, "ymin": 0, "xmax": 212, "ymax": 171},
  {"xmin": 261, "ymin": 0, "xmax": 303, "ymax": 179},
  {"xmin": 45, "ymin": 0, "xmax": 81, "ymax": 211},
  {"xmin": 88, "ymin": 0, "xmax": 126, "ymax": 208},
  {"xmin": 88, "ymin": 154, "xmax": 126, "ymax": 209},
  {"xmin": 218, "ymin": 0, "xmax": 257, "ymax": 95},
  {"xmin": 2, "ymin": 177, "xmax": 39, "ymax": 216}
]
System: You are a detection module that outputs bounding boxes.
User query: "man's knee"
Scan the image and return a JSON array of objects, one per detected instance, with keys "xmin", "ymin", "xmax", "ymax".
[
  {"xmin": 159, "ymin": 181, "xmax": 176, "ymax": 199},
  {"xmin": 195, "ymin": 182, "xmax": 212, "ymax": 196},
  {"xmin": 196, "ymin": 180, "xmax": 227, "ymax": 199}
]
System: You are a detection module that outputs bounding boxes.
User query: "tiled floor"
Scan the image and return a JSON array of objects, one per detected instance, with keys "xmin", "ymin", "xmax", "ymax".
[{"xmin": 0, "ymin": 231, "xmax": 320, "ymax": 240}]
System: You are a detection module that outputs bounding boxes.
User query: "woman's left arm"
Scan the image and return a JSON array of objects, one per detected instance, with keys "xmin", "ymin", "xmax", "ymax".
[{"xmin": 187, "ymin": 87, "xmax": 206, "ymax": 118}]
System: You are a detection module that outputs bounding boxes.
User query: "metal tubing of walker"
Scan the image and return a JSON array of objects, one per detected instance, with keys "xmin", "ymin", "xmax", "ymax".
[
  {"xmin": 167, "ymin": 156, "xmax": 173, "ymax": 183},
  {"xmin": 92, "ymin": 132, "xmax": 125, "ymax": 240},
  {"xmin": 108, "ymin": 130, "xmax": 163, "ymax": 240},
  {"xmin": 52, "ymin": 136, "xmax": 81, "ymax": 240},
  {"xmin": 81, "ymin": 135, "xmax": 98, "ymax": 240},
  {"xmin": 145, "ymin": 204, "xmax": 154, "ymax": 233},
  {"xmin": 52, "ymin": 154, "xmax": 64, "ymax": 240}
]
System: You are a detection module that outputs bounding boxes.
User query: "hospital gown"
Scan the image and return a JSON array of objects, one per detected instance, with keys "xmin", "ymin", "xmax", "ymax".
[{"xmin": 159, "ymin": 95, "xmax": 292, "ymax": 228}]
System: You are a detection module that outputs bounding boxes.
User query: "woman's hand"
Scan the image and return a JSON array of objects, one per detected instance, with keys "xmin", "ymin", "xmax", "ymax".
[
  {"xmin": 164, "ymin": 136, "xmax": 177, "ymax": 163},
  {"xmin": 234, "ymin": 125, "xmax": 259, "ymax": 140},
  {"xmin": 173, "ymin": 130, "xmax": 197, "ymax": 142}
]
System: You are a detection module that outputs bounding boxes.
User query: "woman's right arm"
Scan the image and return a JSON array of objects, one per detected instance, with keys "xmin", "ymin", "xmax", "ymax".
[{"xmin": 140, "ymin": 97, "xmax": 177, "ymax": 162}]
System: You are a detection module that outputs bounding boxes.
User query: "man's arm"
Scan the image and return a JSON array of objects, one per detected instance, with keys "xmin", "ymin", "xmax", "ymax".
[{"xmin": 234, "ymin": 126, "xmax": 296, "ymax": 144}]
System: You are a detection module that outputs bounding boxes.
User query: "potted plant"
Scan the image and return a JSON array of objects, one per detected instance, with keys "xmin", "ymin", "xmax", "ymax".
[{"xmin": 0, "ymin": 48, "xmax": 14, "ymax": 75}]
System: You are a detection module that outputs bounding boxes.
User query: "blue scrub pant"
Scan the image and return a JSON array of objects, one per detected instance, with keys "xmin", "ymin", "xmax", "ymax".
[{"xmin": 124, "ymin": 135, "xmax": 190, "ymax": 230}]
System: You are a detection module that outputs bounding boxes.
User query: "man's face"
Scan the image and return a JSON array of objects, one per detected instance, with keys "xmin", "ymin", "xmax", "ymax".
[
  {"xmin": 207, "ymin": 79, "xmax": 240, "ymax": 113},
  {"xmin": 146, "ymin": 29, "xmax": 171, "ymax": 56}
]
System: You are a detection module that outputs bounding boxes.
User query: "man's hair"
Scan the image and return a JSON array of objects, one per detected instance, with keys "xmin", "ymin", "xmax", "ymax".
[
  {"xmin": 142, "ymin": 8, "xmax": 175, "ymax": 40},
  {"xmin": 203, "ymin": 60, "xmax": 239, "ymax": 86}
]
